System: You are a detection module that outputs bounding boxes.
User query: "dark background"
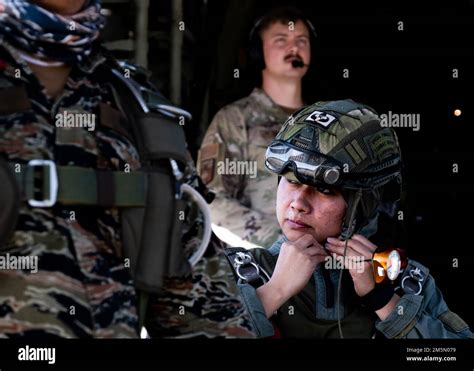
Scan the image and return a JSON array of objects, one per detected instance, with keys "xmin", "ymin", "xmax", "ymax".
[{"xmin": 101, "ymin": 0, "xmax": 474, "ymax": 329}]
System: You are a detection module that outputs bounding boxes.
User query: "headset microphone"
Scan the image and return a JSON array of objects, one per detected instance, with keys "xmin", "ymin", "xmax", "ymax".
[{"xmin": 291, "ymin": 60, "xmax": 308, "ymax": 68}]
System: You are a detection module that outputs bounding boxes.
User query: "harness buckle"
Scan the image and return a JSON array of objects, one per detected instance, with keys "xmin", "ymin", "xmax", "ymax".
[
  {"xmin": 27, "ymin": 160, "xmax": 58, "ymax": 208},
  {"xmin": 401, "ymin": 267, "xmax": 424, "ymax": 295},
  {"xmin": 233, "ymin": 252, "xmax": 271, "ymax": 285}
]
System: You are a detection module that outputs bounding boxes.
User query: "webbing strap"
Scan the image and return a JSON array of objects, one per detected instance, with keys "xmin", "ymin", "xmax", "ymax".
[
  {"xmin": 138, "ymin": 291, "xmax": 149, "ymax": 332},
  {"xmin": 11, "ymin": 162, "xmax": 147, "ymax": 207},
  {"xmin": 224, "ymin": 247, "xmax": 270, "ymax": 288}
]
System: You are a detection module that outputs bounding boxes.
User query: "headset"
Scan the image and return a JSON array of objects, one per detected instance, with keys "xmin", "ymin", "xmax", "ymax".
[{"xmin": 248, "ymin": 8, "xmax": 318, "ymax": 71}]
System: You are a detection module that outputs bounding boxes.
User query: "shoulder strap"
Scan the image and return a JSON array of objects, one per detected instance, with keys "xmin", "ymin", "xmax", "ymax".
[
  {"xmin": 138, "ymin": 290, "xmax": 149, "ymax": 333},
  {"xmin": 397, "ymin": 259, "xmax": 429, "ymax": 296},
  {"xmin": 84, "ymin": 55, "xmax": 194, "ymax": 295},
  {"xmin": 96, "ymin": 56, "xmax": 190, "ymax": 165},
  {"xmin": 224, "ymin": 247, "xmax": 273, "ymax": 288}
]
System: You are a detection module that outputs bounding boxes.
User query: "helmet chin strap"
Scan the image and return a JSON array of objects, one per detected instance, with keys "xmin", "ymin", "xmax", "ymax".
[
  {"xmin": 337, "ymin": 188, "xmax": 363, "ymax": 339},
  {"xmin": 340, "ymin": 189, "xmax": 363, "ymax": 240}
]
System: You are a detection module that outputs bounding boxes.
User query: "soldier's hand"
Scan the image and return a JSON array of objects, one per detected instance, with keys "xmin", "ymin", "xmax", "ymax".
[
  {"xmin": 325, "ymin": 234, "xmax": 377, "ymax": 297},
  {"xmin": 256, "ymin": 234, "xmax": 327, "ymax": 317}
]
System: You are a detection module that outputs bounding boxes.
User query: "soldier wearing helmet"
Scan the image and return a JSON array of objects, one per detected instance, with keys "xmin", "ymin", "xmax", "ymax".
[{"xmin": 226, "ymin": 99, "xmax": 473, "ymax": 338}]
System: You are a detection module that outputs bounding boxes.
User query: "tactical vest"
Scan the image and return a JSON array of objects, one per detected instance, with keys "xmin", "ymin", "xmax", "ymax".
[{"xmin": 226, "ymin": 247, "xmax": 377, "ymax": 338}]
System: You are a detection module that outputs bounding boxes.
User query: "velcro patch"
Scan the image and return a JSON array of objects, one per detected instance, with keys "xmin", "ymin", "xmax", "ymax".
[
  {"xmin": 305, "ymin": 110, "xmax": 337, "ymax": 127},
  {"xmin": 199, "ymin": 159, "xmax": 215, "ymax": 184},
  {"xmin": 199, "ymin": 143, "xmax": 219, "ymax": 161}
]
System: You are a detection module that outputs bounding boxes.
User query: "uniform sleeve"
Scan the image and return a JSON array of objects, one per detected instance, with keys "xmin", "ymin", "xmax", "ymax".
[
  {"xmin": 197, "ymin": 106, "xmax": 281, "ymax": 248},
  {"xmin": 375, "ymin": 261, "xmax": 473, "ymax": 339},
  {"xmin": 238, "ymin": 283, "xmax": 275, "ymax": 337}
]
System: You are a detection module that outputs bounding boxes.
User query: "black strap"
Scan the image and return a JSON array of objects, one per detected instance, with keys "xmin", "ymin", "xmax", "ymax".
[
  {"xmin": 96, "ymin": 60, "xmax": 189, "ymax": 165},
  {"xmin": 398, "ymin": 262, "xmax": 429, "ymax": 296},
  {"xmin": 96, "ymin": 169, "xmax": 116, "ymax": 207},
  {"xmin": 340, "ymin": 189, "xmax": 363, "ymax": 239},
  {"xmin": 0, "ymin": 157, "xmax": 20, "ymax": 247},
  {"xmin": 224, "ymin": 247, "xmax": 269, "ymax": 288}
]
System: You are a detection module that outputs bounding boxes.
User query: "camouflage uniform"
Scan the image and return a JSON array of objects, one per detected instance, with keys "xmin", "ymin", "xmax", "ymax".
[
  {"xmin": 0, "ymin": 38, "xmax": 257, "ymax": 339},
  {"xmin": 144, "ymin": 171, "xmax": 256, "ymax": 338},
  {"xmin": 198, "ymin": 88, "xmax": 291, "ymax": 248},
  {"xmin": 0, "ymin": 40, "xmax": 141, "ymax": 338},
  {"xmin": 145, "ymin": 233, "xmax": 256, "ymax": 338}
]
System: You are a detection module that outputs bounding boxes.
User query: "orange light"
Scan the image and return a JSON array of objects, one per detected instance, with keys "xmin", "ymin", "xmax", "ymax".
[
  {"xmin": 372, "ymin": 248, "xmax": 407, "ymax": 284},
  {"xmin": 454, "ymin": 109, "xmax": 462, "ymax": 117}
]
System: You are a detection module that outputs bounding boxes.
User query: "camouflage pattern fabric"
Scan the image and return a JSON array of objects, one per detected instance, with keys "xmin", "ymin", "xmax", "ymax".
[
  {"xmin": 273, "ymin": 100, "xmax": 391, "ymax": 172},
  {"xmin": 0, "ymin": 40, "xmax": 140, "ymax": 338},
  {"xmin": 145, "ymin": 182, "xmax": 255, "ymax": 338},
  {"xmin": 0, "ymin": 39, "xmax": 257, "ymax": 339},
  {"xmin": 146, "ymin": 234, "xmax": 256, "ymax": 338},
  {"xmin": 0, "ymin": 0, "xmax": 105, "ymax": 64},
  {"xmin": 197, "ymin": 88, "xmax": 291, "ymax": 248}
]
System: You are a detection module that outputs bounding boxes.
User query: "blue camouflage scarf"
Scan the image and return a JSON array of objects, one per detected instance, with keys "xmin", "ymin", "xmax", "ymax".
[{"xmin": 0, "ymin": 0, "xmax": 105, "ymax": 64}]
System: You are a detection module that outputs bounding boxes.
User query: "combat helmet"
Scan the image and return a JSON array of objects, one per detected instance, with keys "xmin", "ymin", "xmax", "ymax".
[{"xmin": 265, "ymin": 99, "xmax": 402, "ymax": 238}]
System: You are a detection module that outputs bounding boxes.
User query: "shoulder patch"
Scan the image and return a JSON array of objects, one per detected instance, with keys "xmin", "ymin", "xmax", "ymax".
[
  {"xmin": 199, "ymin": 143, "xmax": 219, "ymax": 161},
  {"xmin": 199, "ymin": 159, "xmax": 215, "ymax": 184},
  {"xmin": 305, "ymin": 110, "xmax": 337, "ymax": 127},
  {"xmin": 198, "ymin": 143, "xmax": 220, "ymax": 184}
]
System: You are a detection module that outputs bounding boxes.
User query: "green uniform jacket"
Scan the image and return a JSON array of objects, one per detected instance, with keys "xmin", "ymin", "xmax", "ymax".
[{"xmin": 198, "ymin": 88, "xmax": 291, "ymax": 248}]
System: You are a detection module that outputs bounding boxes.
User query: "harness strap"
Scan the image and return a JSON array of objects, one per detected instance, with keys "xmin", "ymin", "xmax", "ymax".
[
  {"xmin": 224, "ymin": 247, "xmax": 271, "ymax": 288},
  {"xmin": 11, "ymin": 161, "xmax": 147, "ymax": 207},
  {"xmin": 397, "ymin": 260, "xmax": 429, "ymax": 296}
]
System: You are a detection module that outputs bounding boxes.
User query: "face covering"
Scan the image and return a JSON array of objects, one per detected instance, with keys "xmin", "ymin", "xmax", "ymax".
[{"xmin": 0, "ymin": 0, "xmax": 106, "ymax": 64}]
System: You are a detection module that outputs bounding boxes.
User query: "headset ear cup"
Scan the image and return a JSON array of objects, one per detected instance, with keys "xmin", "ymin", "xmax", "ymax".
[
  {"xmin": 248, "ymin": 28, "xmax": 265, "ymax": 71},
  {"xmin": 255, "ymin": 37, "xmax": 264, "ymax": 70}
]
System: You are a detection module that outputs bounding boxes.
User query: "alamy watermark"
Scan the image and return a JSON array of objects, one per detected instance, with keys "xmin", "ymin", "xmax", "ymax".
[
  {"xmin": 18, "ymin": 345, "xmax": 55, "ymax": 365},
  {"xmin": 0, "ymin": 253, "xmax": 38, "ymax": 273},
  {"xmin": 380, "ymin": 111, "xmax": 420, "ymax": 132},
  {"xmin": 324, "ymin": 254, "xmax": 367, "ymax": 273},
  {"xmin": 217, "ymin": 158, "xmax": 257, "ymax": 179},
  {"xmin": 55, "ymin": 110, "xmax": 96, "ymax": 132}
]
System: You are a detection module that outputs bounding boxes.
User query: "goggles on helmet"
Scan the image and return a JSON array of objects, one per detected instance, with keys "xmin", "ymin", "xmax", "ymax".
[{"xmin": 265, "ymin": 140, "xmax": 401, "ymax": 191}]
